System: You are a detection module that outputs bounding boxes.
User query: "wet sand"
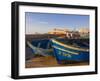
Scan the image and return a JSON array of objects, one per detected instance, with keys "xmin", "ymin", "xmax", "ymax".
[{"xmin": 25, "ymin": 56, "xmax": 89, "ymax": 68}]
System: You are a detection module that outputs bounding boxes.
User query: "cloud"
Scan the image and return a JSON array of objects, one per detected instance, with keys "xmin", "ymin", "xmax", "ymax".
[{"xmin": 39, "ymin": 21, "xmax": 49, "ymax": 24}]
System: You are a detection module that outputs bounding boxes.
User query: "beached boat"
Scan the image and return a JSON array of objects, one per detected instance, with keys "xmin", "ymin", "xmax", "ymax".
[
  {"xmin": 26, "ymin": 40, "xmax": 53, "ymax": 58},
  {"xmin": 51, "ymin": 38, "xmax": 89, "ymax": 64}
]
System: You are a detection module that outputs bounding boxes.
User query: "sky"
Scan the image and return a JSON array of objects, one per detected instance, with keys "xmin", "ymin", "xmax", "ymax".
[{"xmin": 25, "ymin": 12, "xmax": 89, "ymax": 34}]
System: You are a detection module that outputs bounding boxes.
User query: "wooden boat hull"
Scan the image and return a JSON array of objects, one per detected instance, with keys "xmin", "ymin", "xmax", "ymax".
[{"xmin": 51, "ymin": 39, "xmax": 89, "ymax": 64}]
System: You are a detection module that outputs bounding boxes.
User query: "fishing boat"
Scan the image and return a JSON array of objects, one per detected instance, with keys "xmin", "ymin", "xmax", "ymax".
[
  {"xmin": 51, "ymin": 38, "xmax": 89, "ymax": 64},
  {"xmin": 26, "ymin": 39, "xmax": 54, "ymax": 60}
]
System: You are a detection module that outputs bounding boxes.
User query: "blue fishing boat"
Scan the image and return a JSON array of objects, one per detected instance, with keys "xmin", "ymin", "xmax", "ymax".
[
  {"xmin": 26, "ymin": 39, "xmax": 54, "ymax": 60},
  {"xmin": 51, "ymin": 38, "xmax": 89, "ymax": 64}
]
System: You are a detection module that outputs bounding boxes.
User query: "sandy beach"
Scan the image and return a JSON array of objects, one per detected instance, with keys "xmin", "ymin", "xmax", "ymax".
[{"xmin": 25, "ymin": 56, "xmax": 89, "ymax": 68}]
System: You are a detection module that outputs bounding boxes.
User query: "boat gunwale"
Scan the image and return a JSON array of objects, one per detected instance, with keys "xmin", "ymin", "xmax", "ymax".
[
  {"xmin": 51, "ymin": 39, "xmax": 89, "ymax": 52},
  {"xmin": 52, "ymin": 45, "xmax": 79, "ymax": 55}
]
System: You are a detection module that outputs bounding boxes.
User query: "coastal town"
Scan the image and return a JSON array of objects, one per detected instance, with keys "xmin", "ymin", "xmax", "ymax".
[
  {"xmin": 26, "ymin": 28, "xmax": 89, "ymax": 42},
  {"xmin": 48, "ymin": 28, "xmax": 89, "ymax": 38}
]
